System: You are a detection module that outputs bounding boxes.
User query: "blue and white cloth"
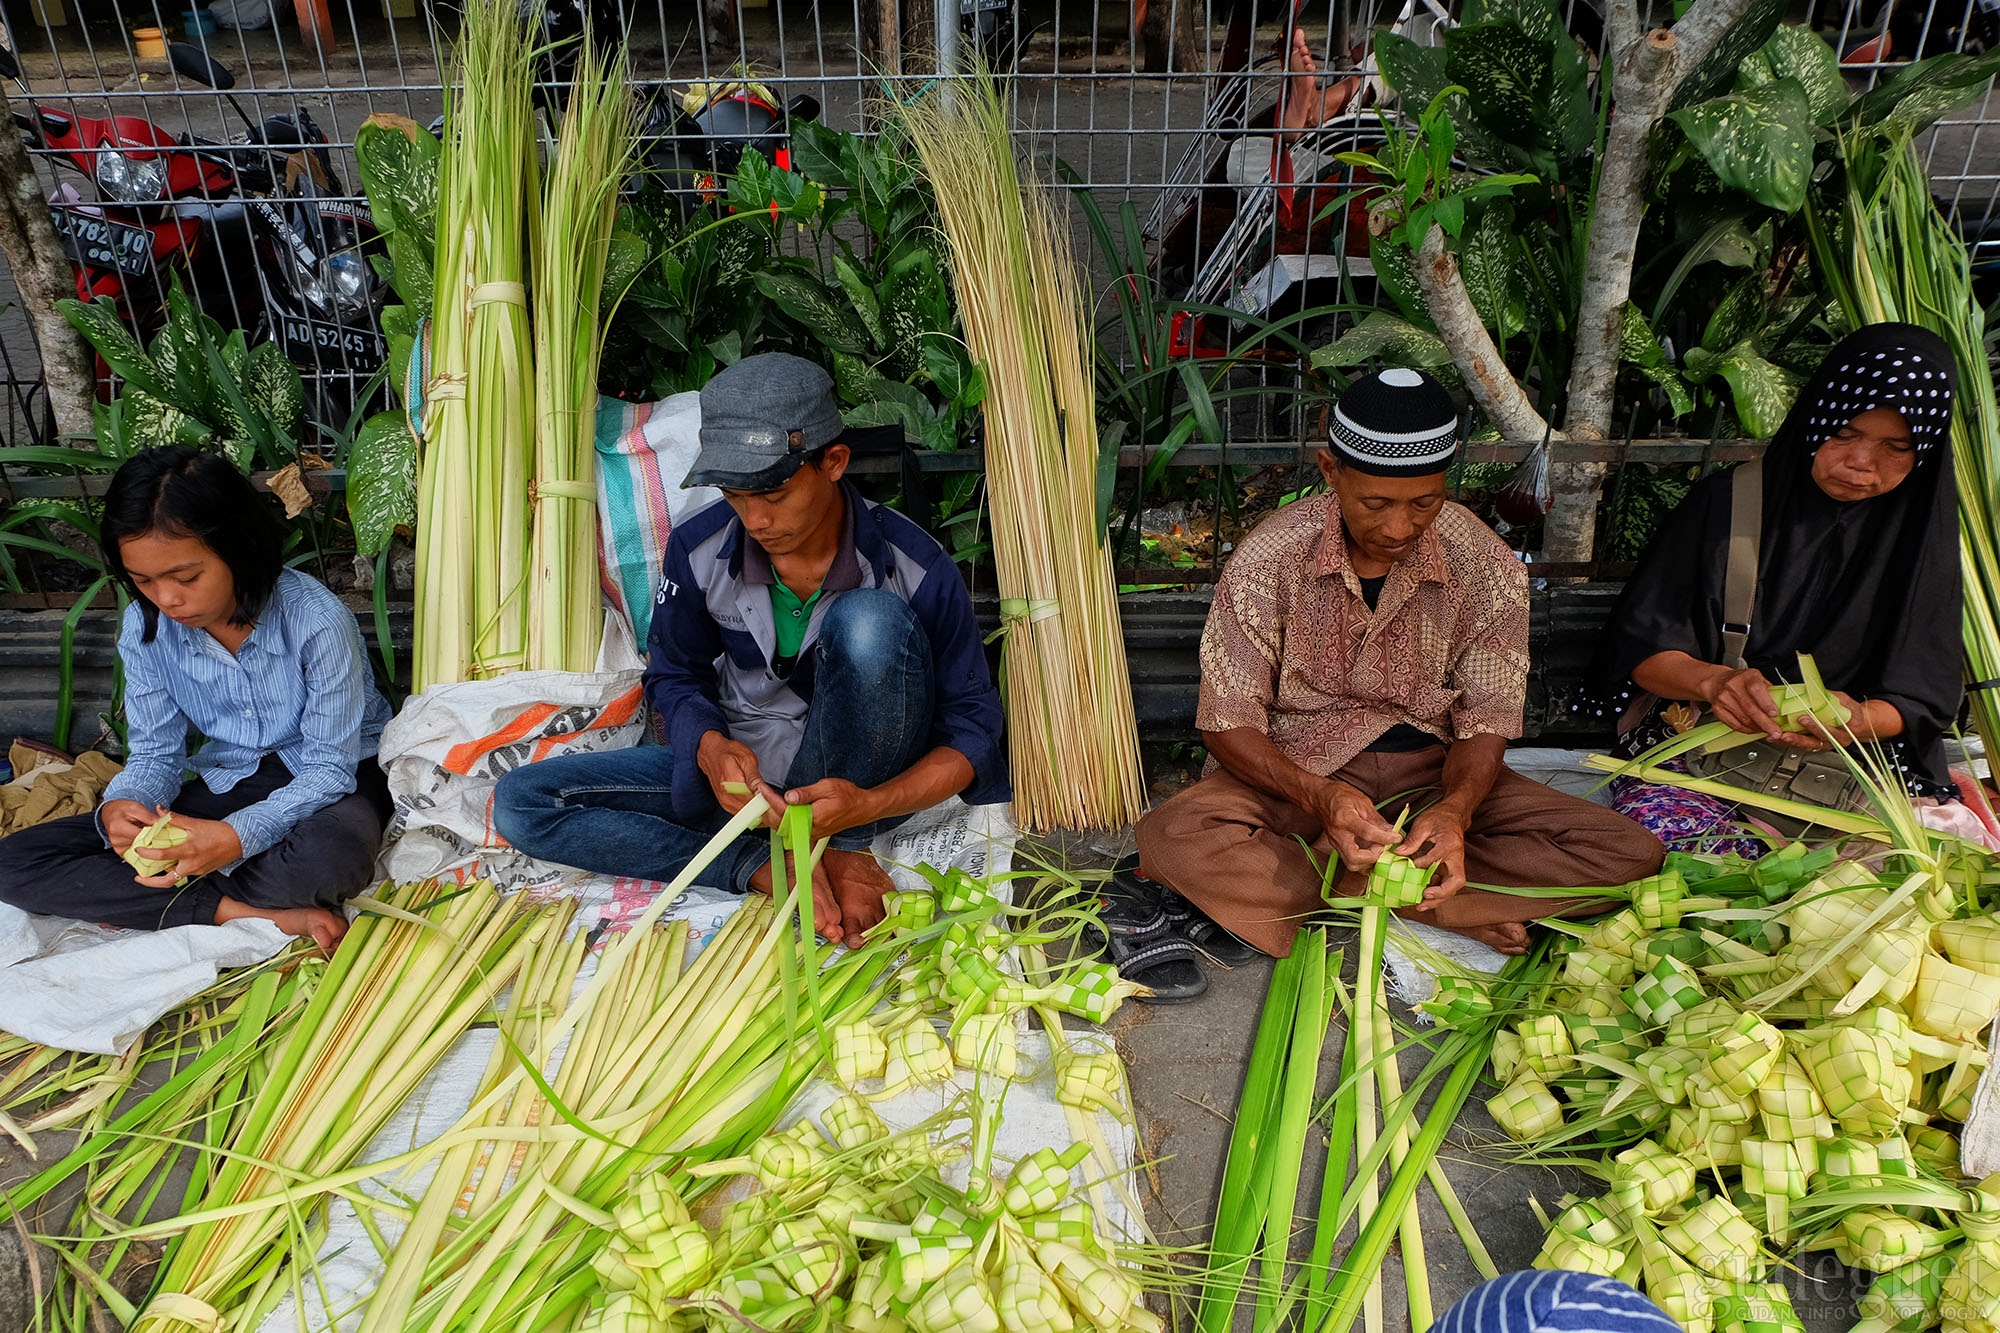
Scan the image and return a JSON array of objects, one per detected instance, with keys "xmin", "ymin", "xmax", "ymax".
[
  {"xmin": 1433, "ymin": 1271, "xmax": 1684, "ymax": 1333},
  {"xmin": 100, "ymin": 567, "xmax": 391, "ymax": 861}
]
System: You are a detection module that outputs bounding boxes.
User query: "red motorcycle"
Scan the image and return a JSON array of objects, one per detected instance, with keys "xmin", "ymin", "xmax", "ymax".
[{"xmin": 1, "ymin": 42, "xmax": 256, "ymax": 342}]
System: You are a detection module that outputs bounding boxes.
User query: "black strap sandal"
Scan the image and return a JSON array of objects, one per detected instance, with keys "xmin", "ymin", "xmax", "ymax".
[
  {"xmin": 1106, "ymin": 926, "xmax": 1208, "ymax": 1003},
  {"xmin": 1181, "ymin": 913, "xmax": 1262, "ymax": 967},
  {"xmin": 1113, "ymin": 861, "xmax": 1261, "ymax": 969},
  {"xmin": 1084, "ymin": 869, "xmax": 1206, "ymax": 1002}
]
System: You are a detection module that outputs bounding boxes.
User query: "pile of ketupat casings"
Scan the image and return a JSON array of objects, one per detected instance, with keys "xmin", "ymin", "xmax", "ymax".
[
  {"xmin": 1485, "ymin": 726, "xmax": 2000, "ymax": 1333},
  {"xmin": 0, "ymin": 801, "xmax": 1165, "ymax": 1333},
  {"xmin": 1195, "ymin": 651, "xmax": 2000, "ymax": 1333}
]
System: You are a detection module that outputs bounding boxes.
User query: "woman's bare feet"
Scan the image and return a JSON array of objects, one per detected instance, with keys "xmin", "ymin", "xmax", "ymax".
[
  {"xmin": 822, "ymin": 850, "xmax": 894, "ymax": 948},
  {"xmin": 214, "ymin": 897, "xmax": 347, "ymax": 951},
  {"xmin": 1454, "ymin": 921, "xmax": 1530, "ymax": 955}
]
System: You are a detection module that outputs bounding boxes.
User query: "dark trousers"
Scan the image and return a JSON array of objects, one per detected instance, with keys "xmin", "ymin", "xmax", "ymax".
[
  {"xmin": 0, "ymin": 755, "xmax": 392, "ymax": 931},
  {"xmin": 492, "ymin": 589, "xmax": 935, "ymax": 891}
]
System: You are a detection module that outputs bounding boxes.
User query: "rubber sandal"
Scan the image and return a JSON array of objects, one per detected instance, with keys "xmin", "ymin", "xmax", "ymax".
[
  {"xmin": 1140, "ymin": 878, "xmax": 1260, "ymax": 968},
  {"xmin": 1107, "ymin": 928, "xmax": 1208, "ymax": 1003},
  {"xmin": 1182, "ymin": 913, "xmax": 1262, "ymax": 967}
]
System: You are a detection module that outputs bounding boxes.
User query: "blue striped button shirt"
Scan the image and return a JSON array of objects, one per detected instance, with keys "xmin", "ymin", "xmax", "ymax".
[
  {"xmin": 100, "ymin": 567, "xmax": 392, "ymax": 861},
  {"xmin": 1433, "ymin": 1272, "xmax": 1684, "ymax": 1333}
]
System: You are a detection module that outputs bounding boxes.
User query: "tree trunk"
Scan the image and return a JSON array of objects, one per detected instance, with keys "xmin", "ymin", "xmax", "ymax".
[
  {"xmin": 1546, "ymin": 0, "xmax": 1765, "ymax": 561},
  {"xmin": 1415, "ymin": 222, "xmax": 1554, "ymax": 443},
  {"xmin": 859, "ymin": 0, "xmax": 904, "ymax": 77},
  {"xmin": 0, "ymin": 84, "xmax": 93, "ymax": 443},
  {"xmin": 1139, "ymin": 0, "xmax": 1201, "ymax": 72}
]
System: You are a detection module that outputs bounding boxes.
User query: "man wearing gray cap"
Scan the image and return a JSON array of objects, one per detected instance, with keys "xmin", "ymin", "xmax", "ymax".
[
  {"xmin": 493, "ymin": 353, "xmax": 1009, "ymax": 944},
  {"xmin": 1123, "ymin": 369, "xmax": 1662, "ymax": 966}
]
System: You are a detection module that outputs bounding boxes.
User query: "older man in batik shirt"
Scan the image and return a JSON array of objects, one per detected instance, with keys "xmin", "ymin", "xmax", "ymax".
[{"xmin": 1135, "ymin": 370, "xmax": 1663, "ymax": 957}]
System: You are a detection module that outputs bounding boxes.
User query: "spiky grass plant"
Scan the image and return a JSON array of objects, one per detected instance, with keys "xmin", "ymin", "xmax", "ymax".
[{"xmin": 894, "ymin": 72, "xmax": 1144, "ymax": 832}]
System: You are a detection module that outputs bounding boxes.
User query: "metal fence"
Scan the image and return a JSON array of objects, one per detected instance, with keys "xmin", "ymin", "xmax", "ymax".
[{"xmin": 0, "ymin": 0, "xmax": 1992, "ymax": 569}]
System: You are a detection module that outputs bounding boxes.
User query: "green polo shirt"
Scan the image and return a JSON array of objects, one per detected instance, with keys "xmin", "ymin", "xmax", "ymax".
[{"xmin": 771, "ymin": 581, "xmax": 825, "ymax": 664}]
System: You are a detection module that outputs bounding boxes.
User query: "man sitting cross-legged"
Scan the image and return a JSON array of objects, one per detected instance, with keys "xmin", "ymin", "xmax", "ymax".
[
  {"xmin": 493, "ymin": 354, "xmax": 1009, "ymax": 946},
  {"xmin": 1131, "ymin": 369, "xmax": 1664, "ymax": 958}
]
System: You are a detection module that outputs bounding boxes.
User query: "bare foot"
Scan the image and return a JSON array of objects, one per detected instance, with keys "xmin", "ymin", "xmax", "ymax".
[
  {"xmin": 1276, "ymin": 28, "xmax": 1365, "ymax": 143},
  {"xmin": 822, "ymin": 849, "xmax": 894, "ymax": 949},
  {"xmin": 214, "ymin": 897, "xmax": 348, "ymax": 952},
  {"xmin": 1455, "ymin": 921, "xmax": 1530, "ymax": 955},
  {"xmin": 749, "ymin": 854, "xmax": 844, "ymax": 944}
]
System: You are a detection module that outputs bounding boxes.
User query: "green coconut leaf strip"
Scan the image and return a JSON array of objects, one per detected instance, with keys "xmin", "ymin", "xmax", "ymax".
[
  {"xmin": 1195, "ymin": 942, "xmax": 1306, "ymax": 1333},
  {"xmin": 1304, "ymin": 1005, "xmax": 1362, "ymax": 1326},
  {"xmin": 1315, "ymin": 1026, "xmax": 1499, "ymax": 1333},
  {"xmin": 1258, "ymin": 930, "xmax": 1332, "ymax": 1327},
  {"xmin": 1578, "ymin": 754, "xmax": 1889, "ymax": 837}
]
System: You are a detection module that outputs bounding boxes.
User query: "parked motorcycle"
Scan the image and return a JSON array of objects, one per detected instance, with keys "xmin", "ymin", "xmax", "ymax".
[
  {"xmin": 649, "ymin": 78, "xmax": 820, "ymax": 215},
  {"xmin": 501, "ymin": 3, "xmax": 822, "ymax": 217},
  {"xmin": 0, "ymin": 41, "xmax": 255, "ymax": 344},
  {"xmin": 165, "ymin": 42, "xmax": 391, "ymax": 439}
]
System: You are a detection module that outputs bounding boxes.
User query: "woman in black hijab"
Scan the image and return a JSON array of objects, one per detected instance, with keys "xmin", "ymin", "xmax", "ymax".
[{"xmin": 1594, "ymin": 322, "xmax": 1963, "ymax": 848}]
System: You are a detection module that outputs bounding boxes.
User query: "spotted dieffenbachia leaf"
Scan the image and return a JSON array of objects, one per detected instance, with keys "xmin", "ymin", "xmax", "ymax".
[
  {"xmin": 1684, "ymin": 341, "xmax": 1803, "ymax": 437},
  {"xmin": 1669, "ymin": 78, "xmax": 1815, "ymax": 213},
  {"xmin": 347, "ymin": 411, "xmax": 418, "ymax": 558},
  {"xmin": 1736, "ymin": 25, "xmax": 1847, "ymax": 125}
]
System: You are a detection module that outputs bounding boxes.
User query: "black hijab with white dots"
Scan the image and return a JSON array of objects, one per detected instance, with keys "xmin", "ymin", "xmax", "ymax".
[{"xmin": 1594, "ymin": 323, "xmax": 1964, "ymax": 789}]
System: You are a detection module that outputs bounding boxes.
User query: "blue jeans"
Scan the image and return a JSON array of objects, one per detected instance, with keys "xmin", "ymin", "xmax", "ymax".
[{"xmin": 492, "ymin": 589, "xmax": 936, "ymax": 891}]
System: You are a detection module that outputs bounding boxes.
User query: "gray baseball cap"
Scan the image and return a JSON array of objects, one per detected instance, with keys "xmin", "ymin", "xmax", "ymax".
[{"xmin": 686, "ymin": 352, "xmax": 847, "ymax": 491}]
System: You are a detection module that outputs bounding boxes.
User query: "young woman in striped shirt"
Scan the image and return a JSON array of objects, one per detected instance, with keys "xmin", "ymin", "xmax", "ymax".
[{"xmin": 0, "ymin": 447, "xmax": 392, "ymax": 949}]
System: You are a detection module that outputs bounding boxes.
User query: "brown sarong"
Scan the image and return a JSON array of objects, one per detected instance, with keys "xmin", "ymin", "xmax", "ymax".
[{"xmin": 1133, "ymin": 746, "xmax": 1665, "ymax": 957}]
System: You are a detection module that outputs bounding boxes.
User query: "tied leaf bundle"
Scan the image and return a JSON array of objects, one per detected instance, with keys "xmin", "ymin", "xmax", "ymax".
[
  {"xmin": 122, "ymin": 810, "xmax": 188, "ymax": 884},
  {"xmin": 528, "ymin": 28, "xmax": 635, "ymax": 673},
  {"xmin": 414, "ymin": 0, "xmax": 538, "ymax": 690},
  {"xmin": 895, "ymin": 73, "xmax": 1144, "ymax": 833}
]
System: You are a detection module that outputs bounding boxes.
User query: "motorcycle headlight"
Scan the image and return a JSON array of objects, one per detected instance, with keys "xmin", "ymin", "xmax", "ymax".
[
  {"xmin": 323, "ymin": 251, "xmax": 371, "ymax": 317},
  {"xmin": 95, "ymin": 151, "xmax": 167, "ymax": 203}
]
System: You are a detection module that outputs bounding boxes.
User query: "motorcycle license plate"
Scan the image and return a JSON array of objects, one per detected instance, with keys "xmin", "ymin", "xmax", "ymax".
[
  {"xmin": 49, "ymin": 208, "xmax": 154, "ymax": 278},
  {"xmin": 281, "ymin": 315, "xmax": 386, "ymax": 370}
]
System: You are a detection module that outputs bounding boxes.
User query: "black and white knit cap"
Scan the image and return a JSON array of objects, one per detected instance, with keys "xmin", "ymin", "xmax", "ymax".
[
  {"xmin": 1800, "ymin": 347, "xmax": 1954, "ymax": 455},
  {"xmin": 1328, "ymin": 368, "xmax": 1460, "ymax": 476}
]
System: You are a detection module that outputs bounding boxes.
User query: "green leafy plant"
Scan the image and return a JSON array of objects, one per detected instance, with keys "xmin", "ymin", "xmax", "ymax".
[
  {"xmin": 58, "ymin": 279, "xmax": 306, "ymax": 470},
  {"xmin": 1059, "ymin": 165, "xmax": 1366, "ymax": 559},
  {"xmin": 599, "ymin": 127, "xmax": 983, "ymax": 459},
  {"xmin": 1332, "ymin": 87, "xmax": 1540, "ymax": 253}
]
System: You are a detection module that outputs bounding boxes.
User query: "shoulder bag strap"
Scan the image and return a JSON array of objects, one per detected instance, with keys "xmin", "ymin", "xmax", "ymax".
[{"xmin": 1721, "ymin": 458, "xmax": 1762, "ymax": 671}]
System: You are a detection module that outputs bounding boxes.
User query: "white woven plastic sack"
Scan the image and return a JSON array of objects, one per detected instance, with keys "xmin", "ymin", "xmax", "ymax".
[{"xmin": 376, "ymin": 623, "xmax": 649, "ymax": 893}]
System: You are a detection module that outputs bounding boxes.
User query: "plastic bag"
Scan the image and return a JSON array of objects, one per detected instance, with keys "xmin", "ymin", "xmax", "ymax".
[
  {"xmin": 1495, "ymin": 433, "xmax": 1554, "ymax": 525},
  {"xmin": 375, "ymin": 621, "xmax": 649, "ymax": 894}
]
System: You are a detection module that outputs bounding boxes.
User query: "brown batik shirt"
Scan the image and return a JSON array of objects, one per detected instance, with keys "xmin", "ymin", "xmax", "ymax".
[{"xmin": 1196, "ymin": 492, "xmax": 1529, "ymax": 777}]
